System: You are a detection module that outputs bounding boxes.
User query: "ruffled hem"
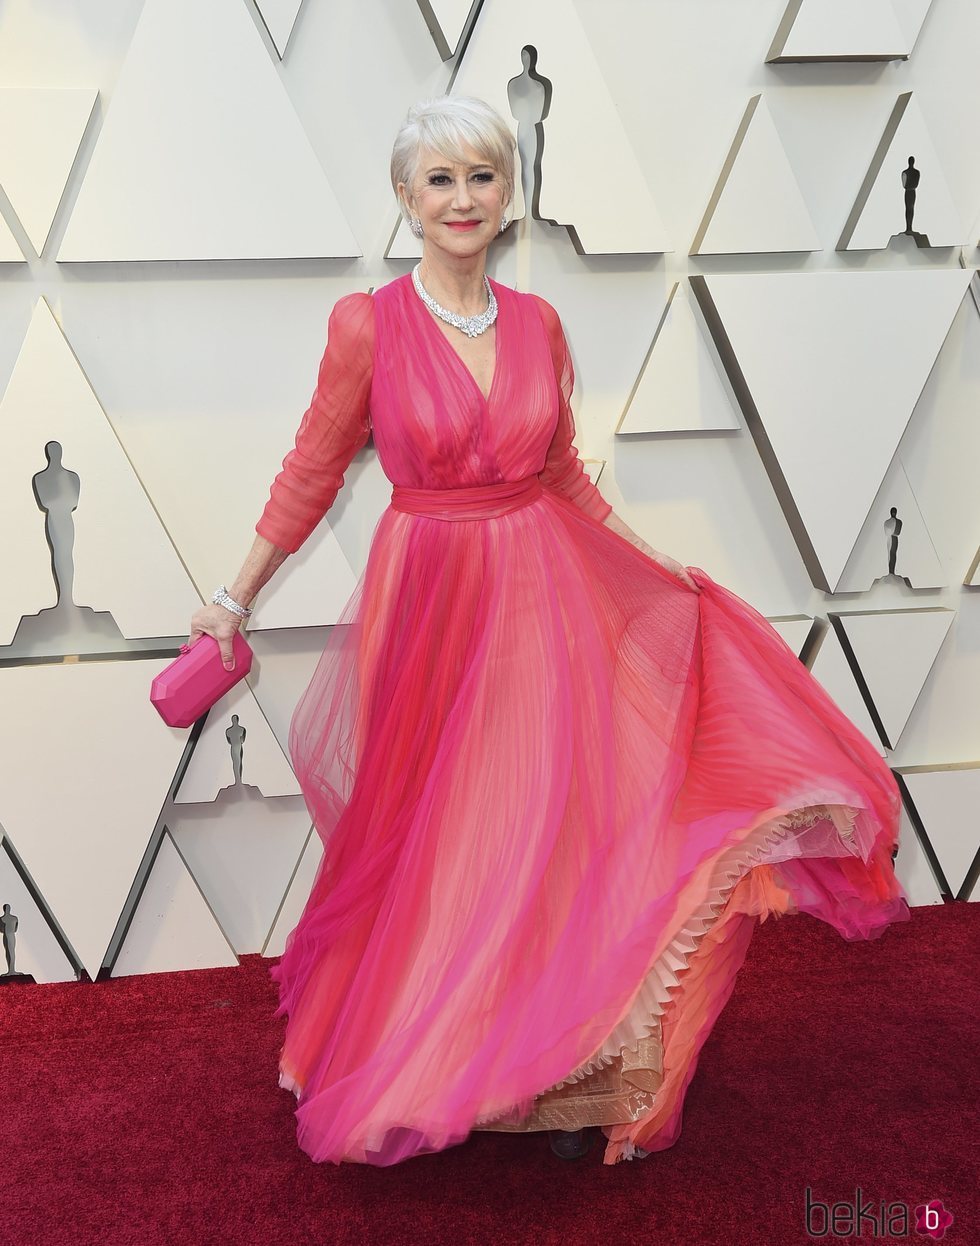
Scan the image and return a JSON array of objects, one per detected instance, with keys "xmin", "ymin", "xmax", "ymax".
[
  {"xmin": 609, "ymin": 1140, "xmax": 653, "ymax": 1162},
  {"xmin": 278, "ymin": 1068, "xmax": 302, "ymax": 1099},
  {"xmin": 471, "ymin": 801, "xmax": 859, "ymax": 1133},
  {"xmin": 545, "ymin": 804, "xmax": 857, "ymax": 1092}
]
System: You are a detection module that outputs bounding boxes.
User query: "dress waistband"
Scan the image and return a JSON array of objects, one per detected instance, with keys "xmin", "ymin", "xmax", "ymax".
[{"xmin": 390, "ymin": 475, "xmax": 543, "ymax": 520}]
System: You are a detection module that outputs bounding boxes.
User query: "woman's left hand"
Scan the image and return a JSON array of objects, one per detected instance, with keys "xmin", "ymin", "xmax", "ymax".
[
  {"xmin": 601, "ymin": 511, "xmax": 701, "ymax": 592},
  {"xmin": 659, "ymin": 558, "xmax": 700, "ymax": 592}
]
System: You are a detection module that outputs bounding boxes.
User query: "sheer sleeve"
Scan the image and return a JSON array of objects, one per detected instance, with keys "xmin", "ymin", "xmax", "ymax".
[
  {"xmin": 255, "ymin": 291, "xmax": 374, "ymax": 554},
  {"xmin": 529, "ymin": 293, "xmax": 613, "ymax": 523}
]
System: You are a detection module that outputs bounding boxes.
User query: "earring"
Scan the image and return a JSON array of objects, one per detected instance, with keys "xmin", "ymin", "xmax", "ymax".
[
  {"xmin": 409, "ymin": 215, "xmax": 424, "ymax": 238},
  {"xmin": 498, "ymin": 215, "xmax": 510, "ymax": 234}
]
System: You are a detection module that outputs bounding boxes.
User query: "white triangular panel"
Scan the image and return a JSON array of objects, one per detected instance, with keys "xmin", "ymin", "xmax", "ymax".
[
  {"xmin": 170, "ymin": 795, "xmax": 310, "ymax": 953},
  {"xmin": 837, "ymin": 458, "xmax": 945, "ymax": 592},
  {"xmin": 808, "ymin": 628, "xmax": 887, "ymax": 757},
  {"xmin": 174, "ymin": 682, "xmax": 301, "ymax": 802},
  {"xmin": 0, "ymin": 843, "xmax": 77, "ymax": 984},
  {"xmin": 263, "ymin": 826, "xmax": 323, "ymax": 957},
  {"xmin": 253, "ymin": 0, "xmax": 304, "ymax": 58},
  {"xmin": 0, "ymin": 88, "xmax": 97, "ymax": 256},
  {"xmin": 835, "ymin": 609, "xmax": 955, "ymax": 749},
  {"xmin": 0, "ymin": 207, "xmax": 25, "ymax": 261},
  {"xmin": 769, "ymin": 0, "xmax": 907, "ymax": 62},
  {"xmin": 417, "ymin": 0, "xmax": 477, "ymax": 59},
  {"xmin": 767, "ymin": 617, "xmax": 815, "ymax": 659},
  {"xmin": 840, "ymin": 94, "xmax": 968, "ymax": 251},
  {"xmin": 695, "ymin": 270, "xmax": 971, "ymax": 592},
  {"xmin": 617, "ymin": 282, "xmax": 740, "ymax": 434},
  {"xmin": 389, "ymin": 0, "xmax": 671, "ymax": 258},
  {"xmin": 692, "ymin": 96, "xmax": 821, "ymax": 256},
  {"xmin": 890, "ymin": 0, "xmax": 934, "ymax": 52},
  {"xmin": 0, "ymin": 299, "xmax": 201, "ymax": 645},
  {"xmin": 582, "ymin": 459, "xmax": 605, "ymax": 490},
  {"xmin": 111, "ymin": 831, "xmax": 239, "ymax": 977},
  {"xmin": 892, "ymin": 803, "xmax": 945, "ymax": 907},
  {"xmin": 246, "ymin": 528, "xmax": 359, "ymax": 631},
  {"xmin": 900, "ymin": 765, "xmax": 980, "ymax": 897},
  {"xmin": 58, "ymin": 0, "xmax": 359, "ymax": 261},
  {"xmin": 967, "ymin": 546, "xmax": 980, "ymax": 587},
  {"xmin": 239, "ymin": 626, "xmax": 332, "ymax": 755},
  {"xmin": 0, "ymin": 659, "xmax": 188, "ymax": 980}
]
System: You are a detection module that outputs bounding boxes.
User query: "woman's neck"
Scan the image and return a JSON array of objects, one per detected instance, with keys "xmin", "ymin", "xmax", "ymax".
[{"xmin": 417, "ymin": 256, "xmax": 489, "ymax": 316}]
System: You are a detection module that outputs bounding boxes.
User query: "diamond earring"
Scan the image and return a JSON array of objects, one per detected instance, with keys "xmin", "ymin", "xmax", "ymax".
[
  {"xmin": 498, "ymin": 215, "xmax": 510, "ymax": 234},
  {"xmin": 409, "ymin": 215, "xmax": 424, "ymax": 238}
]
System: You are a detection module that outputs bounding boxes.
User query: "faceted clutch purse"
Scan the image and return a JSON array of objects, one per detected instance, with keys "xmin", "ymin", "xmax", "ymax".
[{"xmin": 149, "ymin": 631, "xmax": 254, "ymax": 728}]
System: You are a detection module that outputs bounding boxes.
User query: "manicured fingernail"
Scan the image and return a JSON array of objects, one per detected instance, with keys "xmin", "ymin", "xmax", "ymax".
[{"xmin": 224, "ymin": 660, "xmax": 234, "ymax": 670}]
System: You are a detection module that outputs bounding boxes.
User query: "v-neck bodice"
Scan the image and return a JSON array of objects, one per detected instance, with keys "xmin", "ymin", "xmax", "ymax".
[
  {"xmin": 255, "ymin": 270, "xmax": 614, "ymax": 556},
  {"xmin": 368, "ymin": 272, "xmax": 561, "ymax": 493},
  {"xmin": 415, "ymin": 283, "xmax": 501, "ymax": 408}
]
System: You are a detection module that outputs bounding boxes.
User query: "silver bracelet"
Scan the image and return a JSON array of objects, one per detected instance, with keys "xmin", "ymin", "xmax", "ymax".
[{"xmin": 212, "ymin": 585, "xmax": 252, "ymax": 618}]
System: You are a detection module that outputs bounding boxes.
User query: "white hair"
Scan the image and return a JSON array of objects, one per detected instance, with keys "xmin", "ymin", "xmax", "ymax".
[{"xmin": 390, "ymin": 95, "xmax": 516, "ymax": 222}]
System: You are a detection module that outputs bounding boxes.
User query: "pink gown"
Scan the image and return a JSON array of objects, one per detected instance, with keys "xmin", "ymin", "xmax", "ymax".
[{"xmin": 257, "ymin": 272, "xmax": 910, "ymax": 1167}]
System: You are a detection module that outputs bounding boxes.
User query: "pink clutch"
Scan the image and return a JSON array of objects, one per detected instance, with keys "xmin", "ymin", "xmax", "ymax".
[{"xmin": 150, "ymin": 631, "xmax": 254, "ymax": 728}]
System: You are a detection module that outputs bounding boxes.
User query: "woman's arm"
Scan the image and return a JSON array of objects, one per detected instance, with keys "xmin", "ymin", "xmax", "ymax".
[
  {"xmin": 188, "ymin": 291, "xmax": 376, "ymax": 667},
  {"xmin": 529, "ymin": 292, "xmax": 612, "ymax": 522},
  {"xmin": 602, "ymin": 508, "xmax": 698, "ymax": 591},
  {"xmin": 254, "ymin": 290, "xmax": 374, "ymax": 553},
  {"xmin": 529, "ymin": 293, "xmax": 697, "ymax": 591},
  {"xmin": 188, "ymin": 535, "xmax": 289, "ymax": 669},
  {"xmin": 227, "ymin": 534, "xmax": 290, "ymax": 608}
]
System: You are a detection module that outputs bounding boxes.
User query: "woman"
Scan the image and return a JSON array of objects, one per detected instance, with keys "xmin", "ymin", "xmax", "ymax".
[{"xmin": 189, "ymin": 96, "xmax": 910, "ymax": 1167}]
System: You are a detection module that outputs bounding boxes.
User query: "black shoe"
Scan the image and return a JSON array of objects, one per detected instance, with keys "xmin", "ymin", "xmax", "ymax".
[{"xmin": 549, "ymin": 1127, "xmax": 594, "ymax": 1159}]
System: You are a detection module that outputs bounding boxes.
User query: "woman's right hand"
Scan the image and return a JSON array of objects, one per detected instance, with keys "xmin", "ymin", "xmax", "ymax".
[{"xmin": 188, "ymin": 603, "xmax": 244, "ymax": 670}]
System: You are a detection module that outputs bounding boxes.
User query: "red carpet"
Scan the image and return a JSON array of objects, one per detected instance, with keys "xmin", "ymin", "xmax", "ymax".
[{"xmin": 3, "ymin": 902, "xmax": 976, "ymax": 1246}]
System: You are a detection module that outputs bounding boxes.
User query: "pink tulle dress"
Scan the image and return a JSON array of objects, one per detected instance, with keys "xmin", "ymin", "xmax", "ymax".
[{"xmin": 256, "ymin": 272, "xmax": 910, "ymax": 1167}]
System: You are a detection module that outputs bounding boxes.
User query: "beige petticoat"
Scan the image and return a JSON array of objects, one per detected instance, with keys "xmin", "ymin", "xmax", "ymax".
[{"xmin": 474, "ymin": 803, "xmax": 860, "ymax": 1134}]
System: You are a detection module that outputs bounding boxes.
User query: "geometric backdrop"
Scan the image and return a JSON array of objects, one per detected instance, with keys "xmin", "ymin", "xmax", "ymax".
[{"xmin": 1, "ymin": 0, "xmax": 978, "ymax": 985}]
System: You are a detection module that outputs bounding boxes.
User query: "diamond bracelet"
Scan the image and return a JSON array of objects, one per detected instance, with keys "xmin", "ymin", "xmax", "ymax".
[{"xmin": 211, "ymin": 585, "xmax": 252, "ymax": 618}]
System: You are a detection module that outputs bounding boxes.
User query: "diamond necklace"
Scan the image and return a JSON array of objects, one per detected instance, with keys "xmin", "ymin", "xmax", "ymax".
[{"xmin": 411, "ymin": 262, "xmax": 497, "ymax": 339}]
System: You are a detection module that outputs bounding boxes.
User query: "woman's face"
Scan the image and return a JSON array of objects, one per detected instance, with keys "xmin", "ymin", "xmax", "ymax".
[{"xmin": 399, "ymin": 141, "xmax": 509, "ymax": 260}]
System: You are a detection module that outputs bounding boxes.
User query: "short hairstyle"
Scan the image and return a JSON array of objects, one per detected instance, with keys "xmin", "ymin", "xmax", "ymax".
[{"xmin": 390, "ymin": 95, "xmax": 516, "ymax": 222}]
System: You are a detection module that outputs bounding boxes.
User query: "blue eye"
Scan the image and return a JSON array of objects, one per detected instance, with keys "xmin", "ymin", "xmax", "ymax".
[{"xmin": 428, "ymin": 172, "xmax": 495, "ymax": 185}]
